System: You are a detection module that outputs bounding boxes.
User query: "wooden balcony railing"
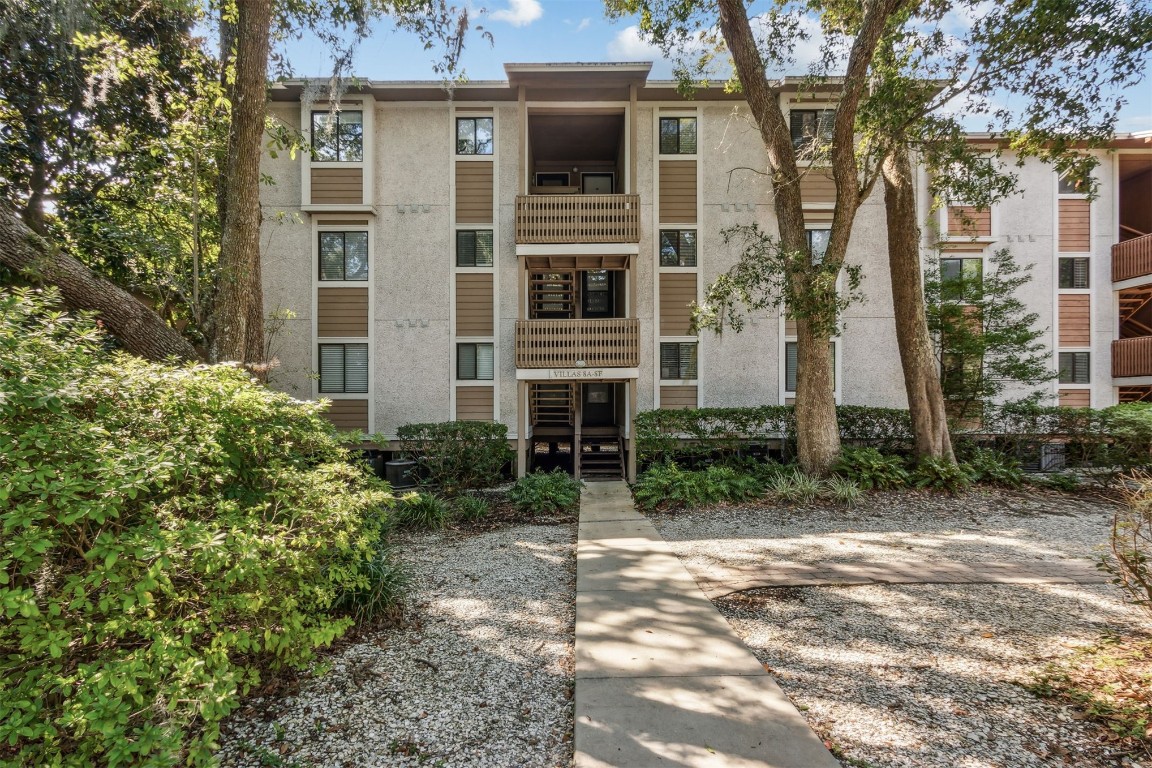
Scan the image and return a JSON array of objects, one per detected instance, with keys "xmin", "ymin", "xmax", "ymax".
[
  {"xmin": 1113, "ymin": 233, "xmax": 1152, "ymax": 283},
  {"xmin": 515, "ymin": 318, "xmax": 640, "ymax": 369},
  {"xmin": 515, "ymin": 194, "xmax": 640, "ymax": 244},
  {"xmin": 1113, "ymin": 337, "xmax": 1152, "ymax": 378}
]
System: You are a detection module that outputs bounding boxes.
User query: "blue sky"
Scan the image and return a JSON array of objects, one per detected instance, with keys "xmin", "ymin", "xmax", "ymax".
[{"xmin": 279, "ymin": 0, "xmax": 1152, "ymax": 132}]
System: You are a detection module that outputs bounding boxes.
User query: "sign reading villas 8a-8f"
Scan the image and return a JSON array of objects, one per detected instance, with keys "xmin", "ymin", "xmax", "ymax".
[{"xmin": 550, "ymin": 369, "xmax": 606, "ymax": 380}]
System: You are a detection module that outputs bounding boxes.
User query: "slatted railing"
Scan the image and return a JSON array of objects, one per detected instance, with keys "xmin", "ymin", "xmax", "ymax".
[
  {"xmin": 515, "ymin": 318, "xmax": 640, "ymax": 368},
  {"xmin": 1113, "ymin": 337, "xmax": 1152, "ymax": 378},
  {"xmin": 1113, "ymin": 233, "xmax": 1152, "ymax": 283},
  {"xmin": 515, "ymin": 194, "xmax": 640, "ymax": 244}
]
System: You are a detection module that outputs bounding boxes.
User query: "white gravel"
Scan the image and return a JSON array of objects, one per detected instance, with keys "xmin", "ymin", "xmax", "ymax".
[
  {"xmin": 651, "ymin": 489, "xmax": 1152, "ymax": 768},
  {"xmin": 217, "ymin": 523, "xmax": 576, "ymax": 768}
]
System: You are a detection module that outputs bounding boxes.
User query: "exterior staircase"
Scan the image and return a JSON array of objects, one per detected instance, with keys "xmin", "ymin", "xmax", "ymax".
[{"xmin": 579, "ymin": 428, "xmax": 625, "ymax": 479}]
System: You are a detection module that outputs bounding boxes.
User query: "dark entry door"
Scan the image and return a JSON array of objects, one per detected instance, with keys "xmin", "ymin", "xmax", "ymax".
[
  {"xmin": 582, "ymin": 270, "xmax": 614, "ymax": 318},
  {"xmin": 582, "ymin": 383, "xmax": 615, "ymax": 427}
]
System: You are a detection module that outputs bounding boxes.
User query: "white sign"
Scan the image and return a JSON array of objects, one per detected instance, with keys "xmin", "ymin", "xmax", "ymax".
[{"xmin": 550, "ymin": 368, "xmax": 607, "ymax": 380}]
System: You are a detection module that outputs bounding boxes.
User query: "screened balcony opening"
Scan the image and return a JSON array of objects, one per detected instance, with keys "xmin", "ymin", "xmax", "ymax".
[
  {"xmin": 1120, "ymin": 154, "xmax": 1152, "ymax": 243},
  {"xmin": 528, "ymin": 112, "xmax": 625, "ymax": 194}
]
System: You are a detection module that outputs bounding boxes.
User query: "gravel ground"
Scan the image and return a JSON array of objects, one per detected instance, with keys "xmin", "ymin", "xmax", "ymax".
[
  {"xmin": 217, "ymin": 523, "xmax": 576, "ymax": 768},
  {"xmin": 652, "ymin": 489, "xmax": 1152, "ymax": 768}
]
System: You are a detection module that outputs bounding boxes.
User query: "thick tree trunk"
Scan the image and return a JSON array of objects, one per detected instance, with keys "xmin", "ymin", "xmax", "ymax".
[
  {"xmin": 209, "ymin": 0, "xmax": 271, "ymax": 364},
  {"xmin": 882, "ymin": 144, "xmax": 955, "ymax": 461},
  {"xmin": 0, "ymin": 204, "xmax": 200, "ymax": 362}
]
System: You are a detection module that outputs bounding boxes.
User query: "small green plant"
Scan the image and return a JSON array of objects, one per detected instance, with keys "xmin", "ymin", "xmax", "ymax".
[
  {"xmin": 911, "ymin": 456, "xmax": 975, "ymax": 493},
  {"xmin": 830, "ymin": 447, "xmax": 910, "ymax": 490},
  {"xmin": 337, "ymin": 545, "xmax": 409, "ymax": 623},
  {"xmin": 766, "ymin": 470, "xmax": 823, "ymax": 504},
  {"xmin": 394, "ymin": 492, "xmax": 450, "ymax": 530},
  {"xmin": 1032, "ymin": 471, "xmax": 1082, "ymax": 492},
  {"xmin": 823, "ymin": 475, "xmax": 863, "ymax": 506},
  {"xmin": 965, "ymin": 448, "xmax": 1025, "ymax": 488},
  {"xmin": 452, "ymin": 494, "xmax": 492, "ymax": 522},
  {"xmin": 632, "ymin": 462, "xmax": 764, "ymax": 511},
  {"xmin": 508, "ymin": 470, "xmax": 582, "ymax": 515}
]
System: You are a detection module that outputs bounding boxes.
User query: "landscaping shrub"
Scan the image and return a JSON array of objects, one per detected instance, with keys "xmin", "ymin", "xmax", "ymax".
[
  {"xmin": 394, "ymin": 421, "xmax": 514, "ymax": 492},
  {"xmin": 0, "ymin": 289, "xmax": 400, "ymax": 767},
  {"xmin": 394, "ymin": 492, "xmax": 450, "ymax": 530},
  {"xmin": 452, "ymin": 494, "xmax": 492, "ymax": 523},
  {"xmin": 768, "ymin": 469, "xmax": 823, "ymax": 504},
  {"xmin": 911, "ymin": 456, "xmax": 975, "ymax": 493},
  {"xmin": 632, "ymin": 462, "xmax": 763, "ymax": 511},
  {"xmin": 823, "ymin": 476, "xmax": 864, "ymax": 506},
  {"xmin": 508, "ymin": 470, "xmax": 582, "ymax": 515},
  {"xmin": 964, "ymin": 448, "xmax": 1025, "ymax": 488},
  {"xmin": 1105, "ymin": 472, "xmax": 1152, "ymax": 617},
  {"xmin": 830, "ymin": 447, "xmax": 910, "ymax": 490}
]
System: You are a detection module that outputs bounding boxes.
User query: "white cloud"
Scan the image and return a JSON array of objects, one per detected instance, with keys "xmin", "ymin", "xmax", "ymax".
[
  {"xmin": 606, "ymin": 25, "xmax": 663, "ymax": 61},
  {"xmin": 489, "ymin": 0, "xmax": 543, "ymax": 27},
  {"xmin": 576, "ymin": 17, "xmax": 591, "ymax": 33}
]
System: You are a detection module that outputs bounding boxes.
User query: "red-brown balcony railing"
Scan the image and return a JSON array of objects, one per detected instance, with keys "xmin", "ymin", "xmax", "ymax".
[
  {"xmin": 515, "ymin": 194, "xmax": 640, "ymax": 244},
  {"xmin": 1113, "ymin": 337, "xmax": 1152, "ymax": 378},
  {"xmin": 515, "ymin": 318, "xmax": 640, "ymax": 368},
  {"xmin": 1112, "ymin": 233, "xmax": 1152, "ymax": 283}
]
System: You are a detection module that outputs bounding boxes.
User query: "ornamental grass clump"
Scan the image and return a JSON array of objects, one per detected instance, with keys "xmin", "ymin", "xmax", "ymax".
[{"xmin": 0, "ymin": 289, "xmax": 402, "ymax": 767}]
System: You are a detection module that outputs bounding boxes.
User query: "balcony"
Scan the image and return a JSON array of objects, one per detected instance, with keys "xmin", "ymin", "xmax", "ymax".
[
  {"xmin": 1113, "ymin": 337, "xmax": 1152, "ymax": 378},
  {"xmin": 515, "ymin": 318, "xmax": 640, "ymax": 368},
  {"xmin": 1112, "ymin": 233, "xmax": 1152, "ymax": 283},
  {"xmin": 515, "ymin": 194, "xmax": 640, "ymax": 244}
]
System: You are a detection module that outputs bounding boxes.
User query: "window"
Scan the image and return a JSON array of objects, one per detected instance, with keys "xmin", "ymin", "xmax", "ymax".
[
  {"xmin": 790, "ymin": 109, "xmax": 835, "ymax": 157},
  {"xmin": 785, "ymin": 342, "xmax": 836, "ymax": 392},
  {"xmin": 659, "ymin": 117, "xmax": 697, "ymax": 154},
  {"xmin": 1059, "ymin": 257, "xmax": 1090, "ymax": 289},
  {"xmin": 660, "ymin": 230, "xmax": 697, "ymax": 267},
  {"xmin": 940, "ymin": 258, "xmax": 983, "ymax": 301},
  {"xmin": 319, "ymin": 344, "xmax": 369, "ymax": 393},
  {"xmin": 457, "ymin": 343, "xmax": 494, "ymax": 380},
  {"xmin": 319, "ymin": 232, "xmax": 368, "ymax": 281},
  {"xmin": 941, "ymin": 353, "xmax": 978, "ymax": 399},
  {"xmin": 456, "ymin": 230, "xmax": 494, "ymax": 267},
  {"xmin": 660, "ymin": 342, "xmax": 698, "ymax": 380},
  {"xmin": 807, "ymin": 229, "xmax": 830, "ymax": 263},
  {"xmin": 1058, "ymin": 352, "xmax": 1090, "ymax": 384},
  {"xmin": 1058, "ymin": 174, "xmax": 1090, "ymax": 195},
  {"xmin": 311, "ymin": 111, "xmax": 363, "ymax": 162},
  {"xmin": 456, "ymin": 117, "xmax": 493, "ymax": 155}
]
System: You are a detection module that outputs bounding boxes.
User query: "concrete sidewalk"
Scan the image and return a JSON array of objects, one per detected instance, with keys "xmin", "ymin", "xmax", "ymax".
[{"xmin": 574, "ymin": 481, "xmax": 839, "ymax": 767}]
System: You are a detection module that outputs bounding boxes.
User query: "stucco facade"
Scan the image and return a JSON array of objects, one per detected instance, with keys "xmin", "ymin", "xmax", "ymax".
[{"xmin": 258, "ymin": 62, "xmax": 1152, "ymax": 479}]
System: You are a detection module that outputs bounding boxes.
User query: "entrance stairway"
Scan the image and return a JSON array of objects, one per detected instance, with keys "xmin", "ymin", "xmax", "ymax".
[{"xmin": 579, "ymin": 428, "xmax": 624, "ymax": 479}]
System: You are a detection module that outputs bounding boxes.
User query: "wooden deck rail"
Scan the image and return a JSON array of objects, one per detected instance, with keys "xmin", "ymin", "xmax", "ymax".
[
  {"xmin": 515, "ymin": 318, "xmax": 640, "ymax": 368},
  {"xmin": 1113, "ymin": 233, "xmax": 1152, "ymax": 283},
  {"xmin": 1113, "ymin": 337, "xmax": 1152, "ymax": 378},
  {"xmin": 515, "ymin": 194, "xmax": 641, "ymax": 244}
]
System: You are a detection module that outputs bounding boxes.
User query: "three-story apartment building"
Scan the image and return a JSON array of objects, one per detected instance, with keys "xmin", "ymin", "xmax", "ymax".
[{"xmin": 259, "ymin": 61, "xmax": 1152, "ymax": 481}]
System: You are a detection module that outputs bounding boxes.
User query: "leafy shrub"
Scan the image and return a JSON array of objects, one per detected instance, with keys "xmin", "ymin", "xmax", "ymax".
[
  {"xmin": 822, "ymin": 476, "xmax": 863, "ymax": 506},
  {"xmin": 339, "ymin": 545, "xmax": 409, "ymax": 624},
  {"xmin": 830, "ymin": 447, "xmax": 910, "ymax": 490},
  {"xmin": 394, "ymin": 492, "xmax": 450, "ymax": 530},
  {"xmin": 508, "ymin": 470, "xmax": 582, "ymax": 515},
  {"xmin": 394, "ymin": 421, "xmax": 514, "ymax": 492},
  {"xmin": 1030, "ymin": 471, "xmax": 1082, "ymax": 492},
  {"xmin": 767, "ymin": 469, "xmax": 823, "ymax": 504},
  {"xmin": 0, "ymin": 289, "xmax": 399, "ymax": 767},
  {"xmin": 965, "ymin": 448, "xmax": 1025, "ymax": 488},
  {"xmin": 911, "ymin": 456, "xmax": 975, "ymax": 493},
  {"xmin": 1104, "ymin": 472, "xmax": 1152, "ymax": 617},
  {"xmin": 632, "ymin": 462, "xmax": 764, "ymax": 511},
  {"xmin": 452, "ymin": 494, "xmax": 492, "ymax": 522}
]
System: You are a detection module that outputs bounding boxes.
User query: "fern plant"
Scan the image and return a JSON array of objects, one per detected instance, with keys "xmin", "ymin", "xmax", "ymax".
[{"xmin": 831, "ymin": 447, "xmax": 910, "ymax": 490}]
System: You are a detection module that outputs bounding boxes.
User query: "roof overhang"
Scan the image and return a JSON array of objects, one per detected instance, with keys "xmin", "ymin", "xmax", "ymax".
[{"xmin": 505, "ymin": 62, "xmax": 653, "ymax": 91}]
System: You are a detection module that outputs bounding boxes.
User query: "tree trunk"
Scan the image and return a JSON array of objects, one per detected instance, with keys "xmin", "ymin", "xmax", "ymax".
[
  {"xmin": 0, "ymin": 204, "xmax": 200, "ymax": 362},
  {"xmin": 209, "ymin": 0, "xmax": 271, "ymax": 364},
  {"xmin": 882, "ymin": 144, "xmax": 954, "ymax": 461}
]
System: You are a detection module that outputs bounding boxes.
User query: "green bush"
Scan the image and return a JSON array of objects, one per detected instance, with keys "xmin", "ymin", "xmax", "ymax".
[
  {"xmin": 394, "ymin": 421, "xmax": 514, "ymax": 492},
  {"xmin": 394, "ymin": 492, "xmax": 450, "ymax": 530},
  {"xmin": 0, "ymin": 289, "xmax": 400, "ymax": 767},
  {"xmin": 965, "ymin": 448, "xmax": 1025, "ymax": 488},
  {"xmin": 830, "ymin": 447, "xmax": 910, "ymax": 490},
  {"xmin": 911, "ymin": 456, "xmax": 975, "ymax": 493},
  {"xmin": 768, "ymin": 469, "xmax": 823, "ymax": 504},
  {"xmin": 508, "ymin": 470, "xmax": 582, "ymax": 515},
  {"xmin": 452, "ymin": 494, "xmax": 492, "ymax": 522},
  {"xmin": 632, "ymin": 462, "xmax": 764, "ymax": 512}
]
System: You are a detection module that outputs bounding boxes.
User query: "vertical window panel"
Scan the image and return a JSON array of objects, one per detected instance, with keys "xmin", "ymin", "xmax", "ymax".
[
  {"xmin": 318, "ymin": 231, "xmax": 369, "ymax": 281},
  {"xmin": 785, "ymin": 342, "xmax": 836, "ymax": 392},
  {"xmin": 456, "ymin": 117, "xmax": 493, "ymax": 155},
  {"xmin": 1059, "ymin": 257, "xmax": 1089, "ymax": 289},
  {"xmin": 660, "ymin": 342, "xmax": 697, "ymax": 380},
  {"xmin": 457, "ymin": 343, "xmax": 494, "ymax": 380},
  {"xmin": 660, "ymin": 230, "xmax": 697, "ymax": 267},
  {"xmin": 659, "ymin": 117, "xmax": 697, "ymax": 154},
  {"xmin": 319, "ymin": 344, "xmax": 368, "ymax": 393},
  {"xmin": 1058, "ymin": 352, "xmax": 1090, "ymax": 384},
  {"xmin": 456, "ymin": 230, "xmax": 494, "ymax": 267},
  {"xmin": 311, "ymin": 111, "xmax": 363, "ymax": 162}
]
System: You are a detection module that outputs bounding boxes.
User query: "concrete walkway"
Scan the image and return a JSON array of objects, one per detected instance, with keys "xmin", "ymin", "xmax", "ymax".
[{"xmin": 574, "ymin": 482, "xmax": 839, "ymax": 768}]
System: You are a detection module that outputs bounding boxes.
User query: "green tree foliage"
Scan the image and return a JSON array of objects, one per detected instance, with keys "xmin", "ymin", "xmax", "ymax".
[
  {"xmin": 0, "ymin": 288, "xmax": 401, "ymax": 766},
  {"xmin": 925, "ymin": 248, "xmax": 1054, "ymax": 423}
]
